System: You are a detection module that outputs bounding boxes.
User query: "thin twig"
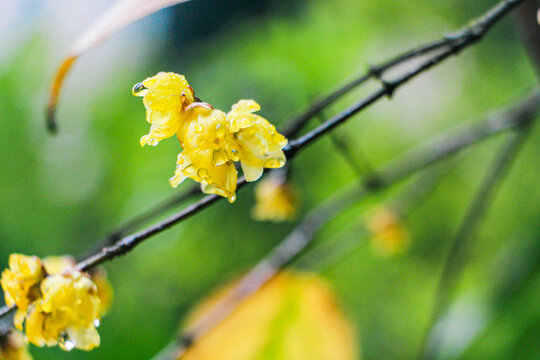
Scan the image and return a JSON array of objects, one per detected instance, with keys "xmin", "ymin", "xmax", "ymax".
[
  {"xmin": 418, "ymin": 124, "xmax": 533, "ymax": 360},
  {"xmin": 75, "ymin": 179, "xmax": 245, "ymax": 271},
  {"xmin": 315, "ymin": 111, "xmax": 374, "ymax": 179},
  {"xmin": 299, "ymin": 164, "xmax": 453, "ymax": 272},
  {"xmin": 160, "ymin": 91, "xmax": 540, "ymax": 359},
  {"xmin": 284, "ymin": 0, "xmax": 527, "ymax": 156},
  {"xmin": 0, "ymin": 307, "xmax": 14, "ymax": 320},
  {"xmin": 282, "ymin": 38, "xmax": 455, "ymax": 137},
  {"xmin": 79, "ymin": 185, "xmax": 201, "ymax": 260}
]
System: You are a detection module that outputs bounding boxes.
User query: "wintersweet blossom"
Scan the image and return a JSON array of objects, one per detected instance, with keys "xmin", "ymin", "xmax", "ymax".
[
  {"xmin": 42, "ymin": 256, "xmax": 113, "ymax": 316},
  {"xmin": 132, "ymin": 72, "xmax": 195, "ymax": 147},
  {"xmin": 1, "ymin": 255, "xmax": 44, "ymax": 330},
  {"xmin": 367, "ymin": 207, "xmax": 409, "ymax": 256},
  {"xmin": 227, "ymin": 100, "xmax": 287, "ymax": 182},
  {"xmin": 133, "ymin": 73, "xmax": 288, "ymax": 202},
  {"xmin": 0, "ymin": 255, "xmax": 110, "ymax": 352},
  {"xmin": 252, "ymin": 177, "xmax": 298, "ymax": 222},
  {"xmin": 0, "ymin": 331, "xmax": 33, "ymax": 360},
  {"xmin": 25, "ymin": 271, "xmax": 101, "ymax": 350},
  {"xmin": 169, "ymin": 103, "xmax": 238, "ymax": 202}
]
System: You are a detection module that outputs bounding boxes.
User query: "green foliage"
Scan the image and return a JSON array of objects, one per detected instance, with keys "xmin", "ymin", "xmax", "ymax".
[{"xmin": 0, "ymin": 0, "xmax": 539, "ymax": 359}]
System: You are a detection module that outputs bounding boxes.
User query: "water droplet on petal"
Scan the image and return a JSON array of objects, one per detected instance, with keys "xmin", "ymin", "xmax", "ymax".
[
  {"xmin": 195, "ymin": 125, "xmax": 204, "ymax": 133},
  {"xmin": 93, "ymin": 319, "xmax": 101, "ymax": 328},
  {"xmin": 197, "ymin": 168, "xmax": 209, "ymax": 178},
  {"xmin": 132, "ymin": 82, "xmax": 147, "ymax": 96},
  {"xmin": 59, "ymin": 332, "xmax": 75, "ymax": 351}
]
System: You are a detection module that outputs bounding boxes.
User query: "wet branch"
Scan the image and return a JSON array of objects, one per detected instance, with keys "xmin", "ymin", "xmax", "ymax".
[
  {"xmin": 79, "ymin": 185, "xmax": 202, "ymax": 260},
  {"xmin": 417, "ymin": 125, "xmax": 533, "ymax": 360},
  {"xmin": 285, "ymin": 0, "xmax": 527, "ymax": 155}
]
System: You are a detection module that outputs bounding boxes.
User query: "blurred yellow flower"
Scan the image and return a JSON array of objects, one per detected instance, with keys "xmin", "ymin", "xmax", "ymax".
[
  {"xmin": 0, "ymin": 331, "xmax": 33, "ymax": 360},
  {"xmin": 1, "ymin": 254, "xmax": 111, "ymax": 352},
  {"xmin": 1, "ymin": 255, "xmax": 44, "ymax": 330},
  {"xmin": 251, "ymin": 177, "xmax": 298, "ymax": 222},
  {"xmin": 42, "ymin": 255, "xmax": 113, "ymax": 316},
  {"xmin": 367, "ymin": 207, "xmax": 409, "ymax": 257},
  {"xmin": 181, "ymin": 271, "xmax": 358, "ymax": 360},
  {"xmin": 227, "ymin": 100, "xmax": 287, "ymax": 182},
  {"xmin": 26, "ymin": 271, "xmax": 101, "ymax": 351},
  {"xmin": 132, "ymin": 72, "xmax": 194, "ymax": 147}
]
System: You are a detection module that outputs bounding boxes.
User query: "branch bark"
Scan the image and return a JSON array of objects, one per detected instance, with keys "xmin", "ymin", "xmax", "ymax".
[{"xmin": 418, "ymin": 124, "xmax": 533, "ymax": 360}]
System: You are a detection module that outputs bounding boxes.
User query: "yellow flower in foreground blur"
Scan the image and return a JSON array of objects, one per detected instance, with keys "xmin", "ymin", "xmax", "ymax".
[
  {"xmin": 133, "ymin": 74, "xmax": 288, "ymax": 202},
  {"xmin": 0, "ymin": 331, "xmax": 33, "ymax": 360},
  {"xmin": 252, "ymin": 176, "xmax": 298, "ymax": 222},
  {"xmin": 1, "ymin": 255, "xmax": 44, "ymax": 329},
  {"xmin": 367, "ymin": 207, "xmax": 409, "ymax": 257},
  {"xmin": 132, "ymin": 72, "xmax": 194, "ymax": 147},
  {"xmin": 181, "ymin": 271, "xmax": 358, "ymax": 360},
  {"xmin": 25, "ymin": 271, "xmax": 101, "ymax": 351},
  {"xmin": 0, "ymin": 255, "xmax": 111, "ymax": 352},
  {"xmin": 42, "ymin": 255, "xmax": 113, "ymax": 316},
  {"xmin": 228, "ymin": 100, "xmax": 288, "ymax": 182}
]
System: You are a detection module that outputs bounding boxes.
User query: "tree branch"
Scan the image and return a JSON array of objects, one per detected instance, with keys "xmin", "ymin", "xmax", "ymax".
[
  {"xmin": 78, "ymin": 185, "xmax": 201, "ymax": 261},
  {"xmin": 284, "ymin": 0, "xmax": 527, "ymax": 156},
  {"xmin": 417, "ymin": 124, "xmax": 533, "ymax": 360},
  {"xmin": 283, "ymin": 37, "xmax": 456, "ymax": 137}
]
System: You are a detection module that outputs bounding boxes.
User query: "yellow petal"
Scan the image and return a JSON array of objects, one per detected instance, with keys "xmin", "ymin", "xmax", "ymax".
[{"xmin": 240, "ymin": 162, "xmax": 264, "ymax": 182}]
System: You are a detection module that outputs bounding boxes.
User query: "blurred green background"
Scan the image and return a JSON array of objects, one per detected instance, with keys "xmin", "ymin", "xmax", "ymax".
[{"xmin": 1, "ymin": 0, "xmax": 539, "ymax": 359}]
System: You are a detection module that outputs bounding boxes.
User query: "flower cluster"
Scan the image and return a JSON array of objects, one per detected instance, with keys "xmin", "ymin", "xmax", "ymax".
[
  {"xmin": 251, "ymin": 176, "xmax": 298, "ymax": 222},
  {"xmin": 0, "ymin": 255, "xmax": 113, "ymax": 351},
  {"xmin": 133, "ymin": 72, "xmax": 288, "ymax": 202}
]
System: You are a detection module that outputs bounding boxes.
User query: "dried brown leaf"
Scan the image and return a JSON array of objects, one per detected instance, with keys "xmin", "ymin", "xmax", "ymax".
[{"xmin": 46, "ymin": 0, "xmax": 191, "ymax": 133}]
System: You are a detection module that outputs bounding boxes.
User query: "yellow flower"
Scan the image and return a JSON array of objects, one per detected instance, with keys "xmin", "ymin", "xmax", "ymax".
[
  {"xmin": 42, "ymin": 256, "xmax": 113, "ymax": 316},
  {"xmin": 132, "ymin": 72, "xmax": 194, "ymax": 147},
  {"xmin": 252, "ymin": 177, "xmax": 298, "ymax": 222},
  {"xmin": 367, "ymin": 207, "xmax": 409, "ymax": 257},
  {"xmin": 1, "ymin": 254, "xmax": 109, "ymax": 352},
  {"xmin": 91, "ymin": 268, "xmax": 114, "ymax": 316},
  {"xmin": 26, "ymin": 271, "xmax": 101, "ymax": 351},
  {"xmin": 0, "ymin": 331, "xmax": 33, "ymax": 360},
  {"xmin": 227, "ymin": 100, "xmax": 287, "ymax": 181},
  {"xmin": 1, "ymin": 255, "xmax": 44, "ymax": 330},
  {"xmin": 170, "ymin": 149, "xmax": 238, "ymax": 203},
  {"xmin": 170, "ymin": 103, "xmax": 238, "ymax": 202}
]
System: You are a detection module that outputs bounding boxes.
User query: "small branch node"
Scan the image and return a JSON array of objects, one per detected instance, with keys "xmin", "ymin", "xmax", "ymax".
[{"xmin": 382, "ymin": 80, "xmax": 397, "ymax": 98}]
